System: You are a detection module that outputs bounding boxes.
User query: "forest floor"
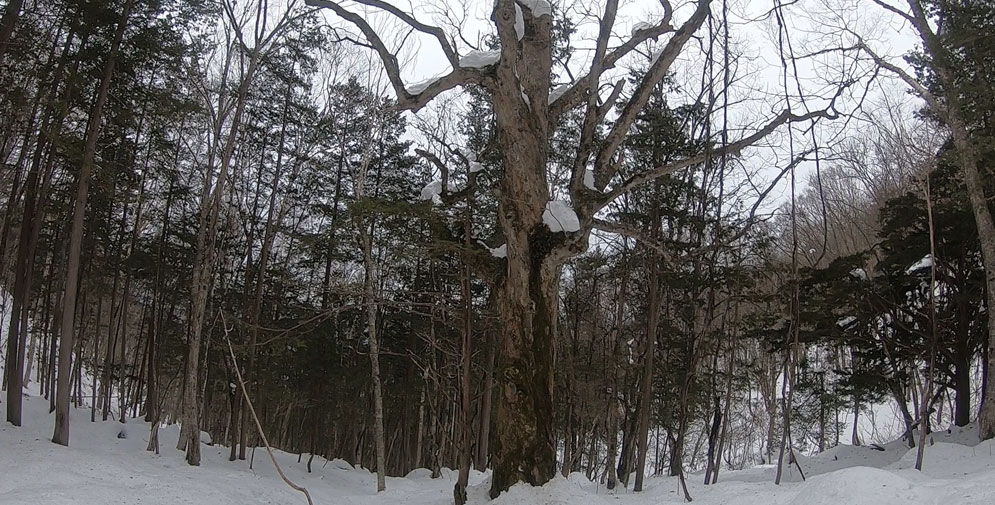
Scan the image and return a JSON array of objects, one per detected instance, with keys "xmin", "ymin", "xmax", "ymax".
[{"xmin": 2, "ymin": 385, "xmax": 995, "ymax": 505}]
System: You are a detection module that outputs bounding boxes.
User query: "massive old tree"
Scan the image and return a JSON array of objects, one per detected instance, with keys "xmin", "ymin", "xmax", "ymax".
[{"xmin": 315, "ymin": 0, "xmax": 840, "ymax": 496}]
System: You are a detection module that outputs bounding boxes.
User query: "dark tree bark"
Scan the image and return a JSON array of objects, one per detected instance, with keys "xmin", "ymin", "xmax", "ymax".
[
  {"xmin": 633, "ymin": 212, "xmax": 661, "ymax": 492},
  {"xmin": 0, "ymin": 0, "xmax": 24, "ymax": 67}
]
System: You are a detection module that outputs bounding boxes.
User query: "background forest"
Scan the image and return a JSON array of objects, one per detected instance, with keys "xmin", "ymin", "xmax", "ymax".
[{"xmin": 1, "ymin": 0, "xmax": 994, "ymax": 502}]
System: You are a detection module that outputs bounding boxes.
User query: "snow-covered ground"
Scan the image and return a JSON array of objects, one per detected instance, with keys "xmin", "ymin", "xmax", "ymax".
[{"xmin": 3, "ymin": 384, "xmax": 995, "ymax": 505}]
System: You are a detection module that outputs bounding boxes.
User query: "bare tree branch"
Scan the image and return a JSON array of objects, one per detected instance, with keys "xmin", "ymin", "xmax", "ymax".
[
  {"xmin": 415, "ymin": 147, "xmax": 450, "ymax": 193},
  {"xmin": 856, "ymin": 39, "xmax": 944, "ymax": 116},
  {"xmin": 350, "ymin": 0, "xmax": 460, "ymax": 67},
  {"xmin": 308, "ymin": 0, "xmax": 486, "ymax": 111},
  {"xmin": 597, "ymin": 108, "xmax": 835, "ymax": 211},
  {"xmin": 870, "ymin": 0, "xmax": 915, "ymax": 24},
  {"xmin": 550, "ymin": 1, "xmax": 680, "ymax": 117},
  {"xmin": 593, "ymin": 0, "xmax": 711, "ymax": 180},
  {"xmin": 568, "ymin": 0, "xmax": 621, "ymax": 199},
  {"xmin": 592, "ymin": 218, "xmax": 675, "ymax": 262}
]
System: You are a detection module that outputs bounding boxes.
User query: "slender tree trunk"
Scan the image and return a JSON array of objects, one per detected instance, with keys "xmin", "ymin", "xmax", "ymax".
[
  {"xmin": 710, "ymin": 329, "xmax": 736, "ymax": 484},
  {"xmin": 179, "ymin": 31, "xmax": 264, "ymax": 465},
  {"xmin": 454, "ymin": 184, "xmax": 475, "ymax": 504},
  {"xmin": 634, "ymin": 221, "xmax": 660, "ymax": 492},
  {"xmin": 916, "ymin": 169, "xmax": 940, "ymax": 470},
  {"xmin": 359, "ymin": 228, "xmax": 386, "ymax": 491},
  {"xmin": 53, "ymin": 0, "xmax": 133, "ymax": 445},
  {"xmin": 474, "ymin": 327, "xmax": 496, "ymax": 471},
  {"xmin": 606, "ymin": 257, "xmax": 628, "ymax": 490}
]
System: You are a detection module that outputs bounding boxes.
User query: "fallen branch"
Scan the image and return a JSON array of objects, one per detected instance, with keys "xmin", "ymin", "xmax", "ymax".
[{"xmin": 223, "ymin": 313, "xmax": 315, "ymax": 505}]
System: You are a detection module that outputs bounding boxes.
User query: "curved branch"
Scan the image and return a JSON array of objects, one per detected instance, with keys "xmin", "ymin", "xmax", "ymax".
[
  {"xmin": 415, "ymin": 147, "xmax": 450, "ymax": 193},
  {"xmin": 308, "ymin": 0, "xmax": 484, "ymax": 111},
  {"xmin": 350, "ymin": 0, "xmax": 460, "ymax": 67}
]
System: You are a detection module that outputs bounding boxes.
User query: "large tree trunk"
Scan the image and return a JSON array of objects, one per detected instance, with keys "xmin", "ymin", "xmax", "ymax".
[
  {"xmin": 487, "ymin": 4, "xmax": 563, "ymax": 496},
  {"xmin": 489, "ymin": 247, "xmax": 560, "ymax": 497}
]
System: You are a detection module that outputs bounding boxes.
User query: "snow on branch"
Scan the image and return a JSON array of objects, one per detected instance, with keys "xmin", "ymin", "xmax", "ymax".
[{"xmin": 543, "ymin": 200, "xmax": 581, "ymax": 233}]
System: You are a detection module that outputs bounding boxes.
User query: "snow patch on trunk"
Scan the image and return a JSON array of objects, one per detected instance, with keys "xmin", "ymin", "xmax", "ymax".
[
  {"xmin": 549, "ymin": 84, "xmax": 570, "ymax": 103},
  {"xmin": 542, "ymin": 200, "xmax": 580, "ymax": 233},
  {"xmin": 419, "ymin": 180, "xmax": 442, "ymax": 204}
]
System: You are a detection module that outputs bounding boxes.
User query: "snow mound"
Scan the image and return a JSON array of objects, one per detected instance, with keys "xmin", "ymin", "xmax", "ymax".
[
  {"xmin": 786, "ymin": 467, "xmax": 917, "ymax": 505},
  {"xmin": 542, "ymin": 200, "xmax": 580, "ymax": 233},
  {"xmin": 486, "ymin": 475, "xmax": 606, "ymax": 505},
  {"xmin": 101, "ymin": 421, "xmax": 129, "ymax": 440},
  {"xmin": 892, "ymin": 439, "xmax": 995, "ymax": 477},
  {"xmin": 405, "ymin": 468, "xmax": 433, "ymax": 479}
]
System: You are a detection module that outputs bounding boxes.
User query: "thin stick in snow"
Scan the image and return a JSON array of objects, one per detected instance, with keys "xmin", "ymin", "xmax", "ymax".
[{"xmin": 222, "ymin": 313, "xmax": 314, "ymax": 505}]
